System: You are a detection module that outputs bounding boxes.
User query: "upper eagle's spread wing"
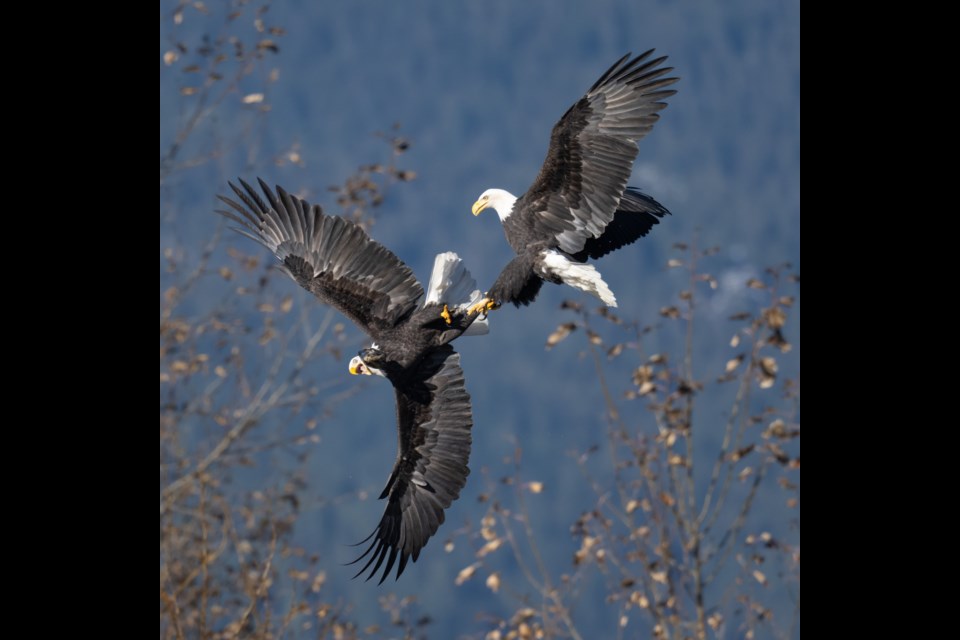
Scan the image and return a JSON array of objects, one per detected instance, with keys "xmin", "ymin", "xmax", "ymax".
[
  {"xmin": 350, "ymin": 346, "xmax": 472, "ymax": 583},
  {"xmin": 217, "ymin": 179, "xmax": 424, "ymax": 336},
  {"xmin": 572, "ymin": 186, "xmax": 671, "ymax": 261},
  {"xmin": 516, "ymin": 50, "xmax": 678, "ymax": 255}
]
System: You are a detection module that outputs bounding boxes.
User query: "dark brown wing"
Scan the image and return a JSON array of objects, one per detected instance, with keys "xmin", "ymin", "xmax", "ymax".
[
  {"xmin": 572, "ymin": 186, "xmax": 671, "ymax": 261},
  {"xmin": 349, "ymin": 346, "xmax": 472, "ymax": 583},
  {"xmin": 217, "ymin": 178, "xmax": 423, "ymax": 337},
  {"xmin": 516, "ymin": 51, "xmax": 678, "ymax": 255}
]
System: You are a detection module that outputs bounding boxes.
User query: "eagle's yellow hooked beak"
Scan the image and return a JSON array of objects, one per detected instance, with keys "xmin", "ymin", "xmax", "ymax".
[
  {"xmin": 348, "ymin": 356, "xmax": 368, "ymax": 376},
  {"xmin": 471, "ymin": 197, "xmax": 489, "ymax": 216}
]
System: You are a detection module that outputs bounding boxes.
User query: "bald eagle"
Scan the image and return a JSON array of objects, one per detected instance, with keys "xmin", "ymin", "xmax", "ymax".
[
  {"xmin": 470, "ymin": 50, "xmax": 677, "ymax": 310},
  {"xmin": 217, "ymin": 178, "xmax": 488, "ymax": 583}
]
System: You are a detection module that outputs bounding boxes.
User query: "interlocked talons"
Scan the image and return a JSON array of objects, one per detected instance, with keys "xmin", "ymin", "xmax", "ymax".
[
  {"xmin": 468, "ymin": 297, "xmax": 500, "ymax": 316},
  {"xmin": 441, "ymin": 304, "xmax": 453, "ymax": 325}
]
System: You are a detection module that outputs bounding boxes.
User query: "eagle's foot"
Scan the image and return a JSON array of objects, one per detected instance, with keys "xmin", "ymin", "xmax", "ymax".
[
  {"xmin": 440, "ymin": 304, "xmax": 453, "ymax": 325},
  {"xmin": 468, "ymin": 297, "xmax": 500, "ymax": 316}
]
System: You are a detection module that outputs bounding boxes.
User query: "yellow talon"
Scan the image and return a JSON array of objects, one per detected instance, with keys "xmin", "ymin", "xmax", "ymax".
[
  {"xmin": 441, "ymin": 304, "xmax": 452, "ymax": 325},
  {"xmin": 468, "ymin": 297, "xmax": 499, "ymax": 315}
]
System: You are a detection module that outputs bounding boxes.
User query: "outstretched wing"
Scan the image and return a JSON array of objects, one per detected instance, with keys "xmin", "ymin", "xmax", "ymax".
[
  {"xmin": 572, "ymin": 186, "xmax": 671, "ymax": 261},
  {"xmin": 217, "ymin": 178, "xmax": 424, "ymax": 337},
  {"xmin": 516, "ymin": 50, "xmax": 678, "ymax": 255},
  {"xmin": 349, "ymin": 346, "xmax": 472, "ymax": 583}
]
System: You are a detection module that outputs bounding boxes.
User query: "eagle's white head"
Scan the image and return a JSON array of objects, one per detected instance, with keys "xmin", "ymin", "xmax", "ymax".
[
  {"xmin": 348, "ymin": 346, "xmax": 387, "ymax": 377},
  {"xmin": 472, "ymin": 188, "xmax": 518, "ymax": 222}
]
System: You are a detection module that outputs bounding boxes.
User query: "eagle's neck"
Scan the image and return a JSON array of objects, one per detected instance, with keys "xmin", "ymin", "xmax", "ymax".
[{"xmin": 490, "ymin": 189, "xmax": 518, "ymax": 222}]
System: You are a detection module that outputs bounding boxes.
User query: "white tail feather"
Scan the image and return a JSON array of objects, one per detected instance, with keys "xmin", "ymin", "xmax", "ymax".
[
  {"xmin": 423, "ymin": 252, "xmax": 489, "ymax": 336},
  {"xmin": 540, "ymin": 250, "xmax": 618, "ymax": 307}
]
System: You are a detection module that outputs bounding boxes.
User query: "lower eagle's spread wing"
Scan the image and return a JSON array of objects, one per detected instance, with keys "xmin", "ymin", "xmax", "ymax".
[
  {"xmin": 349, "ymin": 346, "xmax": 472, "ymax": 583},
  {"xmin": 217, "ymin": 179, "xmax": 424, "ymax": 336},
  {"xmin": 516, "ymin": 50, "xmax": 678, "ymax": 255}
]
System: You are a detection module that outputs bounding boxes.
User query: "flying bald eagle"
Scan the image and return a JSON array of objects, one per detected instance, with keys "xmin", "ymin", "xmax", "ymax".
[
  {"xmin": 470, "ymin": 50, "xmax": 677, "ymax": 311},
  {"xmin": 217, "ymin": 178, "xmax": 488, "ymax": 583}
]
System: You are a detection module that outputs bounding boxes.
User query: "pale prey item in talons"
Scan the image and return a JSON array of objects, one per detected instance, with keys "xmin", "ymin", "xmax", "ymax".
[
  {"xmin": 217, "ymin": 178, "xmax": 488, "ymax": 583},
  {"xmin": 472, "ymin": 50, "xmax": 677, "ymax": 309}
]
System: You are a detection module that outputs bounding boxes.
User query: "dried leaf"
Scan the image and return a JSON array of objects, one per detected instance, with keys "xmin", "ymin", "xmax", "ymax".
[
  {"xmin": 444, "ymin": 540, "xmax": 454, "ymax": 553},
  {"xmin": 625, "ymin": 499, "xmax": 639, "ymax": 514},
  {"xmin": 545, "ymin": 322, "xmax": 576, "ymax": 349},
  {"xmin": 730, "ymin": 334, "xmax": 741, "ymax": 348},
  {"xmin": 667, "ymin": 259, "xmax": 683, "ymax": 268},
  {"xmin": 586, "ymin": 329, "xmax": 602, "ymax": 345},
  {"xmin": 707, "ymin": 613, "xmax": 723, "ymax": 631},
  {"xmin": 651, "ymin": 570, "xmax": 668, "ymax": 584},
  {"xmin": 632, "ymin": 365, "xmax": 654, "ymax": 384},
  {"xmin": 607, "ymin": 343, "xmax": 624, "ymax": 359},
  {"xmin": 163, "ymin": 50, "xmax": 178, "ymax": 65},
  {"xmin": 763, "ymin": 419, "xmax": 787, "ymax": 439},
  {"xmin": 280, "ymin": 295, "xmax": 293, "ymax": 313},
  {"xmin": 729, "ymin": 444, "xmax": 755, "ymax": 461},
  {"xmin": 597, "ymin": 306, "xmax": 621, "ymax": 323},
  {"xmin": 752, "ymin": 570, "xmax": 767, "ymax": 586},
  {"xmin": 477, "ymin": 538, "xmax": 502, "ymax": 558},
  {"xmin": 759, "ymin": 357, "xmax": 778, "ymax": 376},
  {"xmin": 659, "ymin": 306, "xmax": 680, "ymax": 319},
  {"xmin": 214, "ymin": 365, "xmax": 227, "ymax": 378},
  {"xmin": 513, "ymin": 608, "xmax": 536, "ymax": 623},
  {"xmin": 242, "ymin": 92, "xmax": 265, "ymax": 104},
  {"xmin": 747, "ymin": 278, "xmax": 766, "ymax": 289},
  {"xmin": 486, "ymin": 572, "xmax": 500, "ymax": 593},
  {"xmin": 527, "ymin": 481, "xmax": 543, "ymax": 494},
  {"xmin": 725, "ymin": 354, "xmax": 744, "ymax": 373},
  {"xmin": 763, "ymin": 306, "xmax": 787, "ymax": 329},
  {"xmin": 454, "ymin": 563, "xmax": 478, "ymax": 586},
  {"xmin": 257, "ymin": 39, "xmax": 278, "ymax": 53},
  {"xmin": 766, "ymin": 443, "xmax": 790, "ymax": 465}
]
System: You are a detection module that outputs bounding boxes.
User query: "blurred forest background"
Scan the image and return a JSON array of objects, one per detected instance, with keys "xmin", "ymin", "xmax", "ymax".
[{"xmin": 160, "ymin": 1, "xmax": 800, "ymax": 638}]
